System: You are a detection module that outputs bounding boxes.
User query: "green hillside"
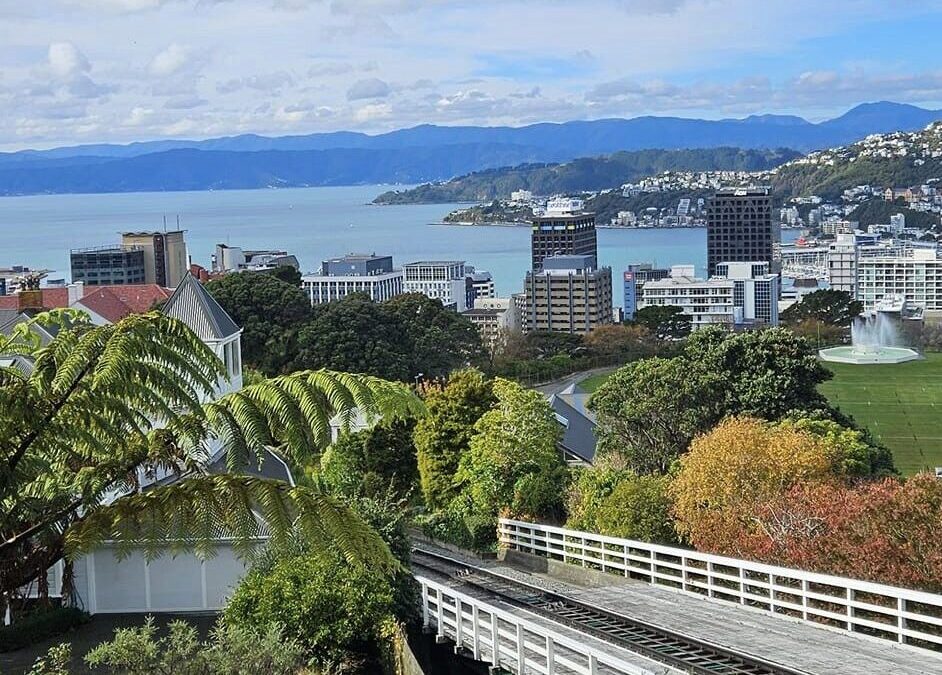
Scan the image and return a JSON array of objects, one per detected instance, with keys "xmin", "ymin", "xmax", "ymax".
[{"xmin": 374, "ymin": 147, "xmax": 799, "ymax": 204}]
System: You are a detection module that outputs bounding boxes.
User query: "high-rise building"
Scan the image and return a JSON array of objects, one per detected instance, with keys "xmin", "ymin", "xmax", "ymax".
[
  {"xmin": 403, "ymin": 260, "xmax": 469, "ymax": 311},
  {"xmin": 716, "ymin": 261, "xmax": 779, "ymax": 326},
  {"xmin": 706, "ymin": 187, "xmax": 778, "ymax": 278},
  {"xmin": 523, "ymin": 254, "xmax": 613, "ymax": 334},
  {"xmin": 857, "ymin": 249, "xmax": 942, "ymax": 312},
  {"xmin": 70, "ymin": 245, "xmax": 146, "ymax": 286},
  {"xmin": 622, "ymin": 263, "xmax": 670, "ymax": 321},
  {"xmin": 121, "ymin": 231, "xmax": 188, "ymax": 288},
  {"xmin": 466, "ymin": 267, "xmax": 495, "ymax": 301},
  {"xmin": 828, "ymin": 233, "xmax": 859, "ymax": 296},
  {"xmin": 301, "ymin": 253, "xmax": 403, "ymax": 304},
  {"xmin": 530, "ymin": 198, "xmax": 597, "ymax": 272}
]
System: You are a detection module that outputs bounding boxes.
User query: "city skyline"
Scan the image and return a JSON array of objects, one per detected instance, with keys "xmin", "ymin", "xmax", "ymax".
[{"xmin": 2, "ymin": 1, "xmax": 942, "ymax": 150}]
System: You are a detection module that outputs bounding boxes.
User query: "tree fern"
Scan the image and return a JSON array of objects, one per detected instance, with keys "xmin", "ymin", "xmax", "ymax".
[{"xmin": 1, "ymin": 311, "xmax": 423, "ymax": 597}]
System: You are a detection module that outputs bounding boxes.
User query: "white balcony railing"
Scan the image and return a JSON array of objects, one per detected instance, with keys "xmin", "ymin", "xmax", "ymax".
[{"xmin": 498, "ymin": 518, "xmax": 942, "ymax": 652}]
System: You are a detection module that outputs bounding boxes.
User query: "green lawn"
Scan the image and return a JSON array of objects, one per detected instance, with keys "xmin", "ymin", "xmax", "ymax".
[
  {"xmin": 819, "ymin": 353, "xmax": 942, "ymax": 476},
  {"xmin": 578, "ymin": 372, "xmax": 611, "ymax": 393}
]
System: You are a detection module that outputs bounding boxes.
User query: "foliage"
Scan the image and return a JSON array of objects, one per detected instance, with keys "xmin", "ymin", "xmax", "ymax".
[
  {"xmin": 582, "ymin": 324, "xmax": 655, "ymax": 360},
  {"xmin": 84, "ymin": 617, "xmax": 307, "ymax": 675},
  {"xmin": 28, "ymin": 643, "xmax": 71, "ymax": 675},
  {"xmin": 785, "ymin": 318, "xmax": 847, "ymax": 348},
  {"xmin": 595, "ymin": 475, "xmax": 679, "ymax": 545},
  {"xmin": 384, "ymin": 293, "xmax": 486, "ymax": 378},
  {"xmin": 262, "ymin": 264, "xmax": 302, "ymax": 288},
  {"xmin": 670, "ymin": 417, "xmax": 855, "ymax": 554},
  {"xmin": 225, "ymin": 549, "xmax": 395, "ymax": 672},
  {"xmin": 294, "ymin": 293, "xmax": 484, "ymax": 381},
  {"xmin": 630, "ymin": 305, "xmax": 692, "ymax": 340},
  {"xmin": 0, "ymin": 310, "xmax": 423, "ymax": 597},
  {"xmin": 414, "ymin": 369, "xmax": 495, "ymax": 510},
  {"xmin": 564, "ymin": 465, "xmax": 636, "ymax": 532},
  {"xmin": 589, "ymin": 357, "xmax": 726, "ymax": 474},
  {"xmin": 320, "ymin": 419, "xmax": 419, "ymax": 501},
  {"xmin": 295, "ymin": 293, "xmax": 413, "ymax": 381},
  {"xmin": 206, "ymin": 271, "xmax": 312, "ymax": 376},
  {"xmin": 781, "ymin": 415, "xmax": 896, "ymax": 477},
  {"xmin": 450, "ymin": 379, "xmax": 565, "ymax": 547},
  {"xmin": 0, "ymin": 607, "xmax": 89, "ymax": 652},
  {"xmin": 848, "ymin": 198, "xmax": 941, "ymax": 231},
  {"xmin": 780, "ymin": 289, "xmax": 862, "ymax": 327},
  {"xmin": 682, "ymin": 326, "xmax": 833, "ymax": 420}
]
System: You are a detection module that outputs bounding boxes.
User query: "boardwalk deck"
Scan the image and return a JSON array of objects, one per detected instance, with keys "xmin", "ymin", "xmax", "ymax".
[{"xmin": 414, "ymin": 539, "xmax": 942, "ymax": 675}]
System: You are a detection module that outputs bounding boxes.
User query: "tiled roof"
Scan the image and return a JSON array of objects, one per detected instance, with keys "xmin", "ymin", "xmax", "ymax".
[
  {"xmin": 0, "ymin": 288, "xmax": 70, "ymax": 310},
  {"xmin": 161, "ymin": 273, "xmax": 240, "ymax": 340},
  {"xmin": 76, "ymin": 284, "xmax": 171, "ymax": 323}
]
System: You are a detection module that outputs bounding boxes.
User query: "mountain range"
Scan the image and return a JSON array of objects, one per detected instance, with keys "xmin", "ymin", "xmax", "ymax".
[{"xmin": 1, "ymin": 102, "xmax": 941, "ymax": 196}]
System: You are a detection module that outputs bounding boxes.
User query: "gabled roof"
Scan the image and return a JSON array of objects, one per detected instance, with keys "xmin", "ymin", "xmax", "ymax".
[
  {"xmin": 549, "ymin": 391, "xmax": 598, "ymax": 464},
  {"xmin": 161, "ymin": 273, "xmax": 240, "ymax": 341},
  {"xmin": 75, "ymin": 284, "xmax": 172, "ymax": 324}
]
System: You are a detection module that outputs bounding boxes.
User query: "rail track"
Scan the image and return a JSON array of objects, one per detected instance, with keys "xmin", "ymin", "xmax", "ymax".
[{"xmin": 412, "ymin": 547, "xmax": 810, "ymax": 675}]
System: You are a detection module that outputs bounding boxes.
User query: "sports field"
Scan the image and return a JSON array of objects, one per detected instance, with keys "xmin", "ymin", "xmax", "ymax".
[{"xmin": 819, "ymin": 353, "xmax": 942, "ymax": 476}]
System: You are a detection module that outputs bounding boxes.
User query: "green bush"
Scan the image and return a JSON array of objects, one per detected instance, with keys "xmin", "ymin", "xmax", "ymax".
[
  {"xmin": 224, "ymin": 550, "xmax": 395, "ymax": 672},
  {"xmin": 595, "ymin": 475, "xmax": 679, "ymax": 545},
  {"xmin": 512, "ymin": 466, "xmax": 568, "ymax": 522},
  {"xmin": 565, "ymin": 466, "xmax": 636, "ymax": 532},
  {"xmin": 320, "ymin": 419, "xmax": 419, "ymax": 501},
  {"xmin": 28, "ymin": 643, "xmax": 71, "ymax": 675},
  {"xmin": 83, "ymin": 617, "xmax": 306, "ymax": 675},
  {"xmin": 0, "ymin": 606, "xmax": 89, "ymax": 653}
]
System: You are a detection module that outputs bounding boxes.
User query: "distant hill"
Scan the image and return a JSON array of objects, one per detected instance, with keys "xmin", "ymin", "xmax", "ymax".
[
  {"xmin": 374, "ymin": 147, "xmax": 799, "ymax": 204},
  {"xmin": 1, "ymin": 102, "xmax": 941, "ymax": 196}
]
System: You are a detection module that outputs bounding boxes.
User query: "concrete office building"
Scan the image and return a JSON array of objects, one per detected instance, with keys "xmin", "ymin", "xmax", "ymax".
[
  {"xmin": 462, "ymin": 296, "xmax": 522, "ymax": 349},
  {"xmin": 121, "ymin": 231, "xmax": 188, "ymax": 288},
  {"xmin": 213, "ymin": 244, "xmax": 299, "ymax": 273},
  {"xmin": 523, "ymin": 254, "xmax": 613, "ymax": 334},
  {"xmin": 466, "ymin": 267, "xmax": 496, "ymax": 300},
  {"xmin": 716, "ymin": 261, "xmax": 779, "ymax": 326},
  {"xmin": 622, "ymin": 263, "xmax": 670, "ymax": 320},
  {"xmin": 403, "ymin": 260, "xmax": 469, "ymax": 311},
  {"xmin": 857, "ymin": 249, "xmax": 942, "ymax": 313},
  {"xmin": 641, "ymin": 262, "xmax": 779, "ymax": 329},
  {"xmin": 301, "ymin": 253, "xmax": 403, "ymax": 304},
  {"xmin": 706, "ymin": 187, "xmax": 778, "ymax": 278},
  {"xmin": 70, "ymin": 245, "xmax": 147, "ymax": 286},
  {"xmin": 828, "ymin": 233, "xmax": 859, "ymax": 296},
  {"xmin": 530, "ymin": 198, "xmax": 597, "ymax": 272}
]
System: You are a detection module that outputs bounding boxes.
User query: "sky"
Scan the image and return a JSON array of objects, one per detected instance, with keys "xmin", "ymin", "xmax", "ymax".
[{"xmin": 2, "ymin": 0, "xmax": 942, "ymax": 150}]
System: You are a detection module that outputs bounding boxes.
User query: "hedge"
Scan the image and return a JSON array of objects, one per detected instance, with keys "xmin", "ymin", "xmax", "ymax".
[{"xmin": 0, "ymin": 606, "xmax": 90, "ymax": 652}]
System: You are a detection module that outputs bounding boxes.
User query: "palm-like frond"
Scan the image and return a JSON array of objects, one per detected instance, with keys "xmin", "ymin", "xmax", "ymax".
[{"xmin": 1, "ymin": 310, "xmax": 423, "ymax": 596}]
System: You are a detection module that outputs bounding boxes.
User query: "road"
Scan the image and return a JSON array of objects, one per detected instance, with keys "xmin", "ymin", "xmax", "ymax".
[{"xmin": 534, "ymin": 365, "xmax": 616, "ymax": 396}]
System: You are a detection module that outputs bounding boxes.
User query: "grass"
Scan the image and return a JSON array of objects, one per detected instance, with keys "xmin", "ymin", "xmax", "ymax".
[
  {"xmin": 579, "ymin": 353, "xmax": 942, "ymax": 476},
  {"xmin": 578, "ymin": 372, "xmax": 611, "ymax": 393},
  {"xmin": 819, "ymin": 352, "xmax": 942, "ymax": 476}
]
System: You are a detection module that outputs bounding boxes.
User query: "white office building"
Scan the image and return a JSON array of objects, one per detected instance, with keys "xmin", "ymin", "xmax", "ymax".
[
  {"xmin": 641, "ymin": 262, "xmax": 779, "ymax": 329},
  {"xmin": 857, "ymin": 249, "xmax": 942, "ymax": 313},
  {"xmin": 461, "ymin": 296, "xmax": 523, "ymax": 349},
  {"xmin": 301, "ymin": 253, "xmax": 403, "ymax": 304},
  {"xmin": 466, "ymin": 267, "xmax": 496, "ymax": 300},
  {"xmin": 828, "ymin": 233, "xmax": 859, "ymax": 296},
  {"xmin": 403, "ymin": 260, "xmax": 469, "ymax": 311}
]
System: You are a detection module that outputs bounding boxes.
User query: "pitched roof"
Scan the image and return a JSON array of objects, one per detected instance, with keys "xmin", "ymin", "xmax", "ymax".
[
  {"xmin": 75, "ymin": 284, "xmax": 172, "ymax": 323},
  {"xmin": 0, "ymin": 288, "xmax": 70, "ymax": 311},
  {"xmin": 549, "ymin": 392, "xmax": 598, "ymax": 464},
  {"xmin": 161, "ymin": 272, "xmax": 240, "ymax": 341}
]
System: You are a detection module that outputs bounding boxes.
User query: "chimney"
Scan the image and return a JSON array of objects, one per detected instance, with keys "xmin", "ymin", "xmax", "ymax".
[
  {"xmin": 68, "ymin": 281, "xmax": 85, "ymax": 305},
  {"xmin": 18, "ymin": 290, "xmax": 44, "ymax": 311}
]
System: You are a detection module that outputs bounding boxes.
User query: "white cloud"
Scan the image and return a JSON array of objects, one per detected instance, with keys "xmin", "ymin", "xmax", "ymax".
[
  {"xmin": 47, "ymin": 42, "xmax": 91, "ymax": 78},
  {"xmin": 149, "ymin": 43, "xmax": 191, "ymax": 77}
]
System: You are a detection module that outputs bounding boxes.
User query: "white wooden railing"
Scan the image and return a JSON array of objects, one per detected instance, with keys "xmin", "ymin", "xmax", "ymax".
[
  {"xmin": 499, "ymin": 518, "xmax": 942, "ymax": 652},
  {"xmin": 417, "ymin": 575, "xmax": 659, "ymax": 675}
]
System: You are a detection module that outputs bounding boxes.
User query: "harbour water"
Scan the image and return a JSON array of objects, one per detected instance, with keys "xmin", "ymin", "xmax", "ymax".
[{"xmin": 0, "ymin": 185, "xmax": 798, "ymax": 303}]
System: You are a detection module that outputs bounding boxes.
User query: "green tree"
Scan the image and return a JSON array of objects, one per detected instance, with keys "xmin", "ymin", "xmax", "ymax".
[
  {"xmin": 319, "ymin": 418, "xmax": 419, "ymax": 501},
  {"xmin": 631, "ymin": 305, "xmax": 692, "ymax": 340},
  {"xmin": 385, "ymin": 293, "xmax": 485, "ymax": 378},
  {"xmin": 589, "ymin": 357, "xmax": 726, "ymax": 474},
  {"xmin": 295, "ymin": 293, "xmax": 412, "ymax": 381},
  {"xmin": 414, "ymin": 369, "xmax": 495, "ymax": 510},
  {"xmin": 565, "ymin": 465, "xmax": 636, "ymax": 532},
  {"xmin": 206, "ymin": 271, "xmax": 311, "ymax": 375},
  {"xmin": 261, "ymin": 264, "xmax": 302, "ymax": 287},
  {"xmin": 0, "ymin": 310, "xmax": 423, "ymax": 600},
  {"xmin": 225, "ymin": 549, "xmax": 395, "ymax": 672},
  {"xmin": 454, "ymin": 378, "xmax": 564, "ymax": 525},
  {"xmin": 683, "ymin": 326, "xmax": 834, "ymax": 420},
  {"xmin": 595, "ymin": 474, "xmax": 679, "ymax": 545},
  {"xmin": 780, "ymin": 289, "xmax": 863, "ymax": 327}
]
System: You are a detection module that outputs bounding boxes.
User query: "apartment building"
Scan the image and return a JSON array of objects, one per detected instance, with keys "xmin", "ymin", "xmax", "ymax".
[
  {"xmin": 857, "ymin": 249, "xmax": 942, "ymax": 313},
  {"xmin": 522, "ymin": 254, "xmax": 613, "ymax": 334}
]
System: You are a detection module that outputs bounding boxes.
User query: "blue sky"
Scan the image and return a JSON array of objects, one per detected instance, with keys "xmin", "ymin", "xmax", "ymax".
[{"xmin": 1, "ymin": 0, "xmax": 942, "ymax": 150}]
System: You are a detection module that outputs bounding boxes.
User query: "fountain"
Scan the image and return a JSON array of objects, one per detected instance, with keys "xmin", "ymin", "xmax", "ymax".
[{"xmin": 819, "ymin": 312, "xmax": 920, "ymax": 364}]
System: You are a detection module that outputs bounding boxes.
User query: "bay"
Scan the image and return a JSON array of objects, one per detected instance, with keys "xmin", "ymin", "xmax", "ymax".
[{"xmin": 0, "ymin": 184, "xmax": 797, "ymax": 305}]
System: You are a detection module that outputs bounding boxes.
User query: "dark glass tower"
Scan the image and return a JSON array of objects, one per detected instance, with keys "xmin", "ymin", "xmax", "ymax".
[
  {"xmin": 530, "ymin": 210, "xmax": 597, "ymax": 272},
  {"xmin": 706, "ymin": 187, "xmax": 778, "ymax": 278}
]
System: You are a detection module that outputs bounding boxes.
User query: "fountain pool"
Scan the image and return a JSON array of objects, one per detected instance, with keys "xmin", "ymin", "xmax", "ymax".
[{"xmin": 819, "ymin": 312, "xmax": 920, "ymax": 365}]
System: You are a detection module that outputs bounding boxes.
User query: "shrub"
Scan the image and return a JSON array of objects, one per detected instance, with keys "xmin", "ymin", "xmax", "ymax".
[
  {"xmin": 224, "ymin": 550, "xmax": 396, "ymax": 672},
  {"xmin": 28, "ymin": 643, "xmax": 71, "ymax": 675},
  {"xmin": 0, "ymin": 606, "xmax": 89, "ymax": 653},
  {"xmin": 595, "ymin": 475, "xmax": 679, "ymax": 545},
  {"xmin": 83, "ymin": 617, "xmax": 306, "ymax": 675},
  {"xmin": 565, "ymin": 465, "xmax": 636, "ymax": 532}
]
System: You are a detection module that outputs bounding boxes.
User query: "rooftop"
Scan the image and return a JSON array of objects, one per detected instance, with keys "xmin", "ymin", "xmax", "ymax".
[
  {"xmin": 75, "ymin": 284, "xmax": 172, "ymax": 323},
  {"xmin": 404, "ymin": 260, "xmax": 466, "ymax": 267},
  {"xmin": 122, "ymin": 230, "xmax": 186, "ymax": 237}
]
